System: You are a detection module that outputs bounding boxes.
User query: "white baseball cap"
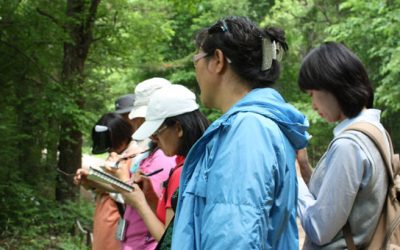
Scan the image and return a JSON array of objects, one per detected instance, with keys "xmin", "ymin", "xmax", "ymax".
[
  {"xmin": 128, "ymin": 77, "xmax": 172, "ymax": 119},
  {"xmin": 132, "ymin": 84, "xmax": 199, "ymax": 140}
]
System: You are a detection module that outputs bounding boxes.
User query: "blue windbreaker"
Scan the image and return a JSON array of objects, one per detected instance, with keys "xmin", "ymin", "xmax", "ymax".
[{"xmin": 172, "ymin": 88, "xmax": 309, "ymax": 250}]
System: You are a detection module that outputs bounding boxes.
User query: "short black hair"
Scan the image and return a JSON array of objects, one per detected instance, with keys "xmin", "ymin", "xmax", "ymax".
[
  {"xmin": 195, "ymin": 16, "xmax": 288, "ymax": 89},
  {"xmin": 163, "ymin": 110, "xmax": 209, "ymax": 157},
  {"xmin": 298, "ymin": 42, "xmax": 373, "ymax": 118},
  {"xmin": 92, "ymin": 112, "xmax": 133, "ymax": 154}
]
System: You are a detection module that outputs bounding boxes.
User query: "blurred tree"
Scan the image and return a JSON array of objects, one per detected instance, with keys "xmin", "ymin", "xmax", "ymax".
[
  {"xmin": 55, "ymin": 0, "xmax": 101, "ymax": 201},
  {"xmin": 0, "ymin": 0, "xmax": 176, "ymax": 202}
]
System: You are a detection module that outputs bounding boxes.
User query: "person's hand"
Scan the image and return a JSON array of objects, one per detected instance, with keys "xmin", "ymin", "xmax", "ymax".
[
  {"xmin": 106, "ymin": 152, "xmax": 120, "ymax": 164},
  {"xmin": 103, "ymin": 152, "xmax": 131, "ymax": 182},
  {"xmin": 134, "ymin": 174, "xmax": 157, "ymax": 198},
  {"xmin": 134, "ymin": 173, "xmax": 159, "ymax": 212},
  {"xmin": 120, "ymin": 183, "xmax": 147, "ymax": 209},
  {"xmin": 74, "ymin": 168, "xmax": 90, "ymax": 189},
  {"xmin": 296, "ymin": 148, "xmax": 312, "ymax": 184}
]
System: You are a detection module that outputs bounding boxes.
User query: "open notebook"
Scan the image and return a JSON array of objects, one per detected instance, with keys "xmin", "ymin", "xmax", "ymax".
[{"xmin": 87, "ymin": 167, "xmax": 133, "ymax": 192}]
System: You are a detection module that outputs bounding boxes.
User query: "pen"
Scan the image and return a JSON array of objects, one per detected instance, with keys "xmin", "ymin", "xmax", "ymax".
[
  {"xmin": 142, "ymin": 168, "xmax": 164, "ymax": 177},
  {"xmin": 121, "ymin": 148, "xmax": 151, "ymax": 161}
]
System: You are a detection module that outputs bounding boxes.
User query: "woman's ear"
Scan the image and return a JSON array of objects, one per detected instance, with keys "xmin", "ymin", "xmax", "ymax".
[
  {"xmin": 175, "ymin": 122, "xmax": 184, "ymax": 138},
  {"xmin": 210, "ymin": 49, "xmax": 227, "ymax": 74}
]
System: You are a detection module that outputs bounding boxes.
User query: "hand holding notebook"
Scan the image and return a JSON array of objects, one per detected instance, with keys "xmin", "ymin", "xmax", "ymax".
[{"xmin": 87, "ymin": 167, "xmax": 134, "ymax": 192}]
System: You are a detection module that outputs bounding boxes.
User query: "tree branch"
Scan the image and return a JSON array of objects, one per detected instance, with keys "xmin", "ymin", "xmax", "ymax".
[
  {"xmin": 36, "ymin": 8, "xmax": 62, "ymax": 27},
  {"xmin": 85, "ymin": 0, "xmax": 101, "ymax": 34}
]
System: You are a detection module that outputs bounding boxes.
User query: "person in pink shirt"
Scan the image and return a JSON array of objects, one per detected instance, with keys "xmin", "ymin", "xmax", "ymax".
[
  {"xmin": 113, "ymin": 78, "xmax": 176, "ymax": 250},
  {"xmin": 118, "ymin": 145, "xmax": 176, "ymax": 250},
  {"xmin": 120, "ymin": 84, "xmax": 209, "ymax": 249}
]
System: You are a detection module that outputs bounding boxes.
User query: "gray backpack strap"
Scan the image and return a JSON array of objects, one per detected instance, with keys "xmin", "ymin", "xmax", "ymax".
[
  {"xmin": 343, "ymin": 221, "xmax": 357, "ymax": 250},
  {"xmin": 345, "ymin": 122, "xmax": 394, "ymax": 182},
  {"xmin": 343, "ymin": 122, "xmax": 400, "ymax": 249}
]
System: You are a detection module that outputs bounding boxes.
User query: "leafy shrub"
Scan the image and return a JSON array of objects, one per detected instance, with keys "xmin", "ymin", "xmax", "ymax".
[{"xmin": 0, "ymin": 175, "xmax": 94, "ymax": 249}]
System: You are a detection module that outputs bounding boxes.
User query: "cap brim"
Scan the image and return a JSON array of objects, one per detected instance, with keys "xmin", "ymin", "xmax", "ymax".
[
  {"xmin": 132, "ymin": 119, "xmax": 164, "ymax": 141},
  {"xmin": 129, "ymin": 106, "xmax": 147, "ymax": 119},
  {"xmin": 91, "ymin": 146, "xmax": 110, "ymax": 155}
]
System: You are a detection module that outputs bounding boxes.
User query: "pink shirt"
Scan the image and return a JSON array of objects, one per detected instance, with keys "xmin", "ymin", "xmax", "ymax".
[{"xmin": 122, "ymin": 149, "xmax": 175, "ymax": 250}]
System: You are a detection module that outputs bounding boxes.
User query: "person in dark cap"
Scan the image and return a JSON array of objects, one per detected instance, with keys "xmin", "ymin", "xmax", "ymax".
[{"xmin": 115, "ymin": 94, "xmax": 136, "ymax": 122}]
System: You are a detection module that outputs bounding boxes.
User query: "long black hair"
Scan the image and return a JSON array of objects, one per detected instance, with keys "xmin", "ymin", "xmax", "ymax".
[{"xmin": 163, "ymin": 110, "xmax": 209, "ymax": 157}]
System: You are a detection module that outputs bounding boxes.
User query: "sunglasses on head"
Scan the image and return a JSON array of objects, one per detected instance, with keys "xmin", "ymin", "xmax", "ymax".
[{"xmin": 208, "ymin": 20, "xmax": 229, "ymax": 34}]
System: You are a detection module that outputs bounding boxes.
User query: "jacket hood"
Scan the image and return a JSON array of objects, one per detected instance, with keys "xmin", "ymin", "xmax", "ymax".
[{"xmin": 217, "ymin": 88, "xmax": 310, "ymax": 149}]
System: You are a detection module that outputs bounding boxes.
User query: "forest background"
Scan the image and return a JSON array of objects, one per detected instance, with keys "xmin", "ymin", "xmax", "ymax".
[{"xmin": 0, "ymin": 0, "xmax": 399, "ymax": 249}]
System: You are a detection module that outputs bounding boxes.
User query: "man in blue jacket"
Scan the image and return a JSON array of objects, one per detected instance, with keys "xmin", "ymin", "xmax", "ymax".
[{"xmin": 172, "ymin": 16, "xmax": 309, "ymax": 249}]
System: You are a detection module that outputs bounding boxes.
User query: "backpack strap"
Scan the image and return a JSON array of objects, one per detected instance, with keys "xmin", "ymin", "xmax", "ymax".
[
  {"xmin": 342, "ymin": 121, "xmax": 394, "ymax": 249},
  {"xmin": 345, "ymin": 122, "xmax": 395, "ymax": 183},
  {"xmin": 343, "ymin": 221, "xmax": 357, "ymax": 250}
]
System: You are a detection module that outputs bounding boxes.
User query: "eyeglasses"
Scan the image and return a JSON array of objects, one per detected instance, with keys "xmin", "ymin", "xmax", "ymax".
[
  {"xmin": 192, "ymin": 51, "xmax": 231, "ymax": 66},
  {"xmin": 192, "ymin": 52, "xmax": 208, "ymax": 66},
  {"xmin": 151, "ymin": 125, "xmax": 168, "ymax": 137}
]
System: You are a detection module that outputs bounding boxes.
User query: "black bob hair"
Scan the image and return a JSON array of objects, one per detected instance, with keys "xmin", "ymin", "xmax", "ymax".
[{"xmin": 298, "ymin": 42, "xmax": 374, "ymax": 118}]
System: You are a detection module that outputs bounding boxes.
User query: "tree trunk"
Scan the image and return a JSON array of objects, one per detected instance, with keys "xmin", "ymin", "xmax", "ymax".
[{"xmin": 56, "ymin": 0, "xmax": 101, "ymax": 202}]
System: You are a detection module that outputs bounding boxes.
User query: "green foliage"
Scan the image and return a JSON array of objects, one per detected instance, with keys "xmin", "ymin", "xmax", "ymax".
[
  {"xmin": 264, "ymin": 0, "xmax": 400, "ymax": 155},
  {"xmin": 0, "ymin": 0, "xmax": 64, "ymax": 187},
  {"xmin": 0, "ymin": 174, "xmax": 94, "ymax": 249},
  {"xmin": 161, "ymin": 0, "xmax": 272, "ymax": 119},
  {"xmin": 326, "ymin": 0, "xmax": 400, "ymax": 115}
]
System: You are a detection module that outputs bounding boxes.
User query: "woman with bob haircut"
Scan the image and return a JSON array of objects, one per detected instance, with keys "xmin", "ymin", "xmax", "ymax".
[
  {"xmin": 172, "ymin": 16, "xmax": 310, "ymax": 249},
  {"xmin": 297, "ymin": 42, "xmax": 388, "ymax": 249}
]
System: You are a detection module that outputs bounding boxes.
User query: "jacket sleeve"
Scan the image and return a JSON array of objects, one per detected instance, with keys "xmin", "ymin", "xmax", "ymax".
[{"xmin": 200, "ymin": 114, "xmax": 285, "ymax": 249}]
